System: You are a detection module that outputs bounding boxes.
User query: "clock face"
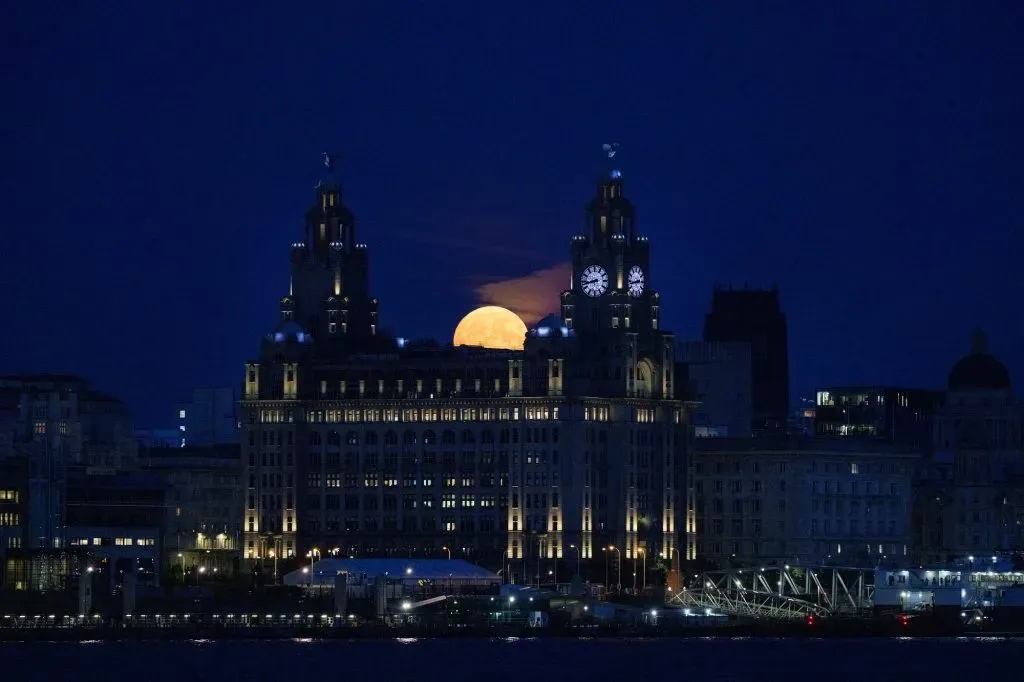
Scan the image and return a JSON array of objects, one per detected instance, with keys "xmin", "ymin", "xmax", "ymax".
[
  {"xmin": 580, "ymin": 265, "xmax": 609, "ymax": 297},
  {"xmin": 628, "ymin": 265, "xmax": 645, "ymax": 296}
]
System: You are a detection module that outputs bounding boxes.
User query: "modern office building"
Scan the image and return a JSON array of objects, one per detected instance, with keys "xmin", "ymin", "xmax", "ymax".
[
  {"xmin": 702, "ymin": 286, "xmax": 789, "ymax": 433},
  {"xmin": 676, "ymin": 340, "xmax": 752, "ymax": 438},
  {"xmin": 63, "ymin": 471, "xmax": 166, "ymax": 589},
  {"xmin": 240, "ymin": 156, "xmax": 693, "ymax": 578},
  {"xmin": 815, "ymin": 386, "xmax": 941, "ymax": 452}
]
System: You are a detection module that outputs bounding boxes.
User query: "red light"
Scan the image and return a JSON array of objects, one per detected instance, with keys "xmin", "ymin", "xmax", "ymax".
[
  {"xmin": 900, "ymin": 616, "xmax": 909, "ymax": 627},
  {"xmin": 805, "ymin": 615, "xmax": 815, "ymax": 626}
]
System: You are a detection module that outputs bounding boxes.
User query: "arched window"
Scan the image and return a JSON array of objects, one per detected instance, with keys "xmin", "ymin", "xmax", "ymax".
[
  {"xmin": 384, "ymin": 430, "xmax": 398, "ymax": 446},
  {"xmin": 442, "ymin": 430, "xmax": 456, "ymax": 445},
  {"xmin": 327, "ymin": 430, "xmax": 341, "ymax": 446},
  {"xmin": 366, "ymin": 432, "xmax": 379, "ymax": 446},
  {"xmin": 461, "ymin": 429, "xmax": 475, "ymax": 444},
  {"xmin": 346, "ymin": 431, "xmax": 359, "ymax": 446},
  {"xmin": 309, "ymin": 432, "xmax": 322, "ymax": 446},
  {"xmin": 403, "ymin": 430, "xmax": 417, "ymax": 445},
  {"xmin": 422, "ymin": 430, "xmax": 436, "ymax": 445}
]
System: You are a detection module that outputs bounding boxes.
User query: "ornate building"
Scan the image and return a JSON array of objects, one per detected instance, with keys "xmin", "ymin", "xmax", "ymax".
[
  {"xmin": 240, "ymin": 155, "xmax": 692, "ymax": 577},
  {"xmin": 915, "ymin": 330, "xmax": 1024, "ymax": 563}
]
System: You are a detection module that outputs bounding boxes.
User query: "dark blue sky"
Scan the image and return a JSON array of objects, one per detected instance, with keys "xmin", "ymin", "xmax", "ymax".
[{"xmin": 2, "ymin": 1, "xmax": 1022, "ymax": 428}]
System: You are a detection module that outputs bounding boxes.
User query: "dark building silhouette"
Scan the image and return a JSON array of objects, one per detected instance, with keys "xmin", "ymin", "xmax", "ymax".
[{"xmin": 702, "ymin": 286, "xmax": 789, "ymax": 433}]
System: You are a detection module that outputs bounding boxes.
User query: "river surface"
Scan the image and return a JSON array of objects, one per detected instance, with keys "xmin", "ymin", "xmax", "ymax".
[{"xmin": 2, "ymin": 636, "xmax": 1022, "ymax": 681}]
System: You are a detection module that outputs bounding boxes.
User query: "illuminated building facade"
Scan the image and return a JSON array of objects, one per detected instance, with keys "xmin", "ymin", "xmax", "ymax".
[
  {"xmin": 141, "ymin": 443, "xmax": 242, "ymax": 576},
  {"xmin": 814, "ymin": 386, "xmax": 940, "ymax": 451},
  {"xmin": 240, "ymin": 158, "xmax": 693, "ymax": 577}
]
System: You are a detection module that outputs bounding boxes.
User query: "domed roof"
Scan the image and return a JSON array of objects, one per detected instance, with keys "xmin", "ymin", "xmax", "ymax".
[
  {"xmin": 948, "ymin": 329, "xmax": 1010, "ymax": 392},
  {"xmin": 529, "ymin": 313, "xmax": 574, "ymax": 339},
  {"xmin": 267, "ymin": 320, "xmax": 312, "ymax": 344}
]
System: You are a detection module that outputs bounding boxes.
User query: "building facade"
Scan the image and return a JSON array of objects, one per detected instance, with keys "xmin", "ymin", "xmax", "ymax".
[
  {"xmin": 915, "ymin": 330, "xmax": 1024, "ymax": 564},
  {"xmin": 177, "ymin": 387, "xmax": 239, "ymax": 447},
  {"xmin": 141, "ymin": 443, "xmax": 242, "ymax": 575},
  {"xmin": 702, "ymin": 286, "xmax": 789, "ymax": 433},
  {"xmin": 815, "ymin": 386, "xmax": 940, "ymax": 452},
  {"xmin": 692, "ymin": 435, "xmax": 916, "ymax": 568},
  {"xmin": 240, "ymin": 158, "xmax": 693, "ymax": 576},
  {"xmin": 676, "ymin": 340, "xmax": 752, "ymax": 438}
]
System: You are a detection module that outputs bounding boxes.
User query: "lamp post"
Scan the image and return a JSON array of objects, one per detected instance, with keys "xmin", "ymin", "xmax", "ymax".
[
  {"xmin": 569, "ymin": 544, "xmax": 581, "ymax": 578},
  {"xmin": 307, "ymin": 547, "xmax": 321, "ymax": 587},
  {"xmin": 442, "ymin": 545, "xmax": 451, "ymax": 560},
  {"xmin": 606, "ymin": 545, "xmax": 621, "ymax": 592},
  {"xmin": 635, "ymin": 547, "xmax": 646, "ymax": 591},
  {"xmin": 536, "ymin": 537, "xmax": 547, "ymax": 588},
  {"xmin": 196, "ymin": 565, "xmax": 206, "ymax": 587}
]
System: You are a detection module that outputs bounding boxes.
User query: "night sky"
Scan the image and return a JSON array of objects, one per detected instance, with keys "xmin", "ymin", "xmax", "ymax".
[{"xmin": 2, "ymin": 2, "xmax": 1022, "ymax": 428}]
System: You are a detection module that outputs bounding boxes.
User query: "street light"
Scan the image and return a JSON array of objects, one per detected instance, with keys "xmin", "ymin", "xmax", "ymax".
[
  {"xmin": 196, "ymin": 565, "xmax": 206, "ymax": 587},
  {"xmin": 307, "ymin": 547, "xmax": 321, "ymax": 587},
  {"xmin": 442, "ymin": 546, "xmax": 451, "ymax": 560},
  {"xmin": 569, "ymin": 544, "xmax": 581, "ymax": 578},
  {"xmin": 635, "ymin": 547, "xmax": 646, "ymax": 591}
]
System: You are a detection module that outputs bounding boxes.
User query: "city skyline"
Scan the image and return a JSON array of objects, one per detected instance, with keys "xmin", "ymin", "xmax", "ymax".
[{"xmin": 3, "ymin": 2, "xmax": 1023, "ymax": 428}]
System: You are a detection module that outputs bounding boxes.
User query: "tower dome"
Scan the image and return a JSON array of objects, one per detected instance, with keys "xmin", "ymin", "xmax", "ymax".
[
  {"xmin": 267, "ymin": 320, "xmax": 313, "ymax": 345},
  {"xmin": 947, "ymin": 328, "xmax": 1010, "ymax": 392}
]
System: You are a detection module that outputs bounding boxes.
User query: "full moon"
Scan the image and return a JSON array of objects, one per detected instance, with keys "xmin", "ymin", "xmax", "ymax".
[{"xmin": 453, "ymin": 306, "xmax": 527, "ymax": 351}]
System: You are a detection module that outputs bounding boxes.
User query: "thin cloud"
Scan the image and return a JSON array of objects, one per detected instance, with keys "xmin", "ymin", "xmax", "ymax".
[{"xmin": 474, "ymin": 262, "xmax": 571, "ymax": 325}]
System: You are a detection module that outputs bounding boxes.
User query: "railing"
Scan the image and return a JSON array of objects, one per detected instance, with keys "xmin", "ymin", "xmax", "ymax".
[{"xmin": 668, "ymin": 564, "xmax": 875, "ymax": 620}]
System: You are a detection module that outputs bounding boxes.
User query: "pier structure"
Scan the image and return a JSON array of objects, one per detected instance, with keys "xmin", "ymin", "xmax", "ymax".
[{"xmin": 668, "ymin": 564, "xmax": 875, "ymax": 620}]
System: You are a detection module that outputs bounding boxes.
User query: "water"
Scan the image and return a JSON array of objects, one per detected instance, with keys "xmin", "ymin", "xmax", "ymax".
[{"xmin": 2, "ymin": 637, "xmax": 1023, "ymax": 681}]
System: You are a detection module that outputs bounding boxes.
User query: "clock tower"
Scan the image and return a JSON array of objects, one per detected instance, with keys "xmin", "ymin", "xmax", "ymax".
[
  {"xmin": 557, "ymin": 147, "xmax": 673, "ymax": 399},
  {"xmin": 280, "ymin": 154, "xmax": 379, "ymax": 355}
]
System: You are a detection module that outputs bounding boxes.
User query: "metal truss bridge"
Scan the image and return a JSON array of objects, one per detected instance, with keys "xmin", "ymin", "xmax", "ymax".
[{"xmin": 668, "ymin": 565, "xmax": 875, "ymax": 621}]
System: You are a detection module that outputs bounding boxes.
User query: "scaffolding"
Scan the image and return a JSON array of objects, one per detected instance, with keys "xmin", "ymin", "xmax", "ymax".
[{"xmin": 668, "ymin": 564, "xmax": 875, "ymax": 620}]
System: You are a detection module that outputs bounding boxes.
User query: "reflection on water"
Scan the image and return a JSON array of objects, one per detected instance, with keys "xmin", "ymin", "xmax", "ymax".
[{"xmin": 11, "ymin": 637, "xmax": 1024, "ymax": 682}]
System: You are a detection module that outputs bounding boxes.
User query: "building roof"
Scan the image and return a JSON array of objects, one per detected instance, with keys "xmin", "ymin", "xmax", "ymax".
[
  {"xmin": 692, "ymin": 434, "xmax": 915, "ymax": 455},
  {"xmin": 948, "ymin": 329, "xmax": 1010, "ymax": 392},
  {"xmin": 283, "ymin": 558, "xmax": 497, "ymax": 586},
  {"xmin": 0, "ymin": 373, "xmax": 89, "ymax": 386}
]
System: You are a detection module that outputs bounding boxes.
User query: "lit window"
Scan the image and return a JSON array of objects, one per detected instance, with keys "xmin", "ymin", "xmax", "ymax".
[{"xmin": 179, "ymin": 409, "xmax": 186, "ymax": 419}]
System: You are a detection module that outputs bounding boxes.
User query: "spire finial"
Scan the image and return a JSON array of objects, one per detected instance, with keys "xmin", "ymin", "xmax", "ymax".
[
  {"xmin": 601, "ymin": 143, "xmax": 621, "ymax": 179},
  {"xmin": 322, "ymin": 152, "xmax": 335, "ymax": 172}
]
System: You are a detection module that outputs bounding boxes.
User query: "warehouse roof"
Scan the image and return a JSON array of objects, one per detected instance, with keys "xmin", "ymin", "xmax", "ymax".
[{"xmin": 283, "ymin": 558, "xmax": 497, "ymax": 586}]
